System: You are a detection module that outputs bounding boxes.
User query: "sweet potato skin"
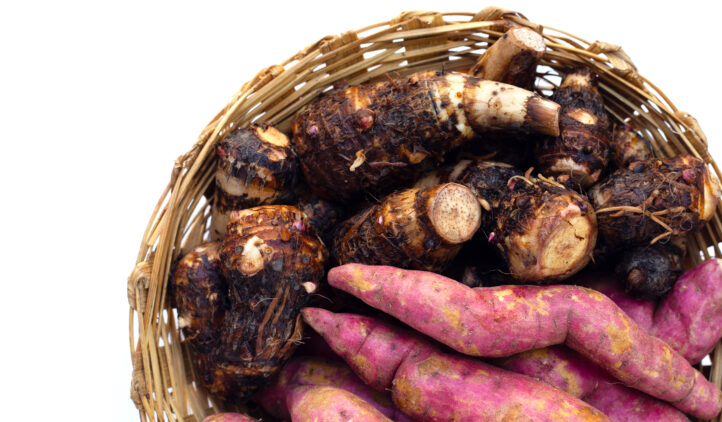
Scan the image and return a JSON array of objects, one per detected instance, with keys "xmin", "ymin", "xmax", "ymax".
[
  {"xmin": 580, "ymin": 261, "xmax": 722, "ymax": 365},
  {"xmin": 327, "ymin": 263, "xmax": 722, "ymax": 419},
  {"xmin": 302, "ymin": 308, "xmax": 611, "ymax": 422},
  {"xmin": 202, "ymin": 413, "xmax": 259, "ymax": 422},
  {"xmin": 287, "ymin": 386, "xmax": 392, "ymax": 422},
  {"xmin": 498, "ymin": 346, "xmax": 690, "ymax": 422},
  {"xmin": 574, "ymin": 272, "xmax": 655, "ymax": 332},
  {"xmin": 652, "ymin": 258, "xmax": 722, "ymax": 364},
  {"xmin": 255, "ymin": 357, "xmax": 405, "ymax": 421}
]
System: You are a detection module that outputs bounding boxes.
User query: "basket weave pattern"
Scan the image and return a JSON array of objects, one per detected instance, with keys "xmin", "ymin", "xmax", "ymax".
[{"xmin": 127, "ymin": 7, "xmax": 722, "ymax": 421}]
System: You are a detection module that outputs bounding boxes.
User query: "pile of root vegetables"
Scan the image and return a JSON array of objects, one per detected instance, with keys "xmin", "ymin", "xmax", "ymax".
[{"xmin": 172, "ymin": 27, "xmax": 722, "ymax": 422}]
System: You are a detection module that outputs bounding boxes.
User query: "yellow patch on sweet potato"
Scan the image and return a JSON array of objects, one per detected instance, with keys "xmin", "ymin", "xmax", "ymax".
[
  {"xmin": 349, "ymin": 267, "xmax": 376, "ymax": 293},
  {"xmin": 605, "ymin": 316, "xmax": 633, "ymax": 356},
  {"xmin": 494, "ymin": 289, "xmax": 514, "ymax": 300},
  {"xmin": 392, "ymin": 376, "xmax": 424, "ymax": 415},
  {"xmin": 499, "ymin": 403, "xmax": 525, "ymax": 421},
  {"xmin": 586, "ymin": 289, "xmax": 607, "ymax": 302},
  {"xmin": 557, "ymin": 360, "xmax": 583, "ymax": 397},
  {"xmin": 351, "ymin": 354, "xmax": 369, "ymax": 372},
  {"xmin": 443, "ymin": 306, "xmax": 467, "ymax": 336}
]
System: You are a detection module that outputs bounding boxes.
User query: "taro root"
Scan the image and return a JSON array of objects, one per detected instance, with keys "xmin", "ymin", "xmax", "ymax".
[
  {"xmin": 173, "ymin": 206, "xmax": 327, "ymax": 403},
  {"xmin": 610, "ymin": 124, "xmax": 653, "ymax": 169},
  {"xmin": 333, "ymin": 183, "xmax": 481, "ymax": 272},
  {"xmin": 589, "ymin": 155, "xmax": 721, "ymax": 247},
  {"xmin": 292, "ymin": 70, "xmax": 560, "ymax": 202},
  {"xmin": 470, "ymin": 27, "xmax": 545, "ymax": 90},
  {"xmin": 417, "ymin": 160, "xmax": 597, "ymax": 282},
  {"xmin": 171, "ymin": 242, "xmax": 231, "ymax": 397},
  {"xmin": 211, "ymin": 124, "xmax": 298, "ymax": 239},
  {"xmin": 294, "ymin": 184, "xmax": 346, "ymax": 245},
  {"xmin": 536, "ymin": 67, "xmax": 612, "ymax": 188},
  {"xmin": 615, "ymin": 237, "xmax": 686, "ymax": 299},
  {"xmin": 217, "ymin": 205, "xmax": 326, "ymax": 401}
]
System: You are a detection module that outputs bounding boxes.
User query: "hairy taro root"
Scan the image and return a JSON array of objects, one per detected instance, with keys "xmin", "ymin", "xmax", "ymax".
[
  {"xmin": 292, "ymin": 70, "xmax": 560, "ymax": 201},
  {"xmin": 590, "ymin": 155, "xmax": 721, "ymax": 247},
  {"xmin": 470, "ymin": 27, "xmax": 546, "ymax": 90},
  {"xmin": 615, "ymin": 237, "xmax": 685, "ymax": 299},
  {"xmin": 294, "ymin": 184, "xmax": 346, "ymax": 245},
  {"xmin": 172, "ymin": 242, "xmax": 232, "ymax": 397},
  {"xmin": 173, "ymin": 205, "xmax": 327, "ymax": 403},
  {"xmin": 333, "ymin": 183, "xmax": 481, "ymax": 272},
  {"xmin": 610, "ymin": 124, "xmax": 652, "ymax": 169},
  {"xmin": 217, "ymin": 205, "xmax": 327, "ymax": 400},
  {"xmin": 417, "ymin": 160, "xmax": 597, "ymax": 282},
  {"xmin": 211, "ymin": 124, "xmax": 298, "ymax": 239},
  {"xmin": 536, "ymin": 67, "xmax": 612, "ymax": 187}
]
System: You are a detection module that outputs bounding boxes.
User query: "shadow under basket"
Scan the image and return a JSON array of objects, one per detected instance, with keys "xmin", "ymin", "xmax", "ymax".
[{"xmin": 127, "ymin": 6, "xmax": 722, "ymax": 422}]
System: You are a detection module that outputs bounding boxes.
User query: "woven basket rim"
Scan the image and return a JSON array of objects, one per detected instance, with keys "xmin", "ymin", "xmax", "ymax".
[{"xmin": 127, "ymin": 6, "xmax": 722, "ymax": 421}]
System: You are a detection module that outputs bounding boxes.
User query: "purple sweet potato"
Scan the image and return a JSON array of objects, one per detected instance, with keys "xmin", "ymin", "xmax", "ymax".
[
  {"xmin": 651, "ymin": 258, "xmax": 722, "ymax": 364},
  {"xmin": 498, "ymin": 346, "xmax": 689, "ymax": 421},
  {"xmin": 327, "ymin": 263, "xmax": 722, "ymax": 419},
  {"xmin": 303, "ymin": 308, "xmax": 611, "ymax": 422},
  {"xmin": 287, "ymin": 385, "xmax": 392, "ymax": 422},
  {"xmin": 574, "ymin": 272, "xmax": 655, "ymax": 332},
  {"xmin": 579, "ymin": 260, "xmax": 722, "ymax": 365},
  {"xmin": 202, "ymin": 413, "xmax": 259, "ymax": 422},
  {"xmin": 255, "ymin": 357, "xmax": 410, "ymax": 421}
]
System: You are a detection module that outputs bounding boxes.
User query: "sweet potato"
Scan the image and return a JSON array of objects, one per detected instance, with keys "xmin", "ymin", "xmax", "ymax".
[
  {"xmin": 327, "ymin": 263, "xmax": 722, "ymax": 419},
  {"xmin": 303, "ymin": 308, "xmax": 611, "ymax": 422},
  {"xmin": 292, "ymin": 71, "xmax": 560, "ymax": 201},
  {"xmin": 255, "ymin": 357, "xmax": 410, "ymax": 421},
  {"xmin": 498, "ymin": 346, "xmax": 689, "ymax": 422},
  {"xmin": 575, "ymin": 272, "xmax": 655, "ymax": 332},
  {"xmin": 581, "ymin": 260, "xmax": 722, "ymax": 365},
  {"xmin": 536, "ymin": 67, "xmax": 612, "ymax": 188},
  {"xmin": 416, "ymin": 159, "xmax": 597, "ymax": 282},
  {"xmin": 589, "ymin": 155, "xmax": 721, "ymax": 247},
  {"xmin": 287, "ymin": 386, "xmax": 392, "ymax": 422},
  {"xmin": 652, "ymin": 258, "xmax": 722, "ymax": 364},
  {"xmin": 203, "ymin": 413, "xmax": 259, "ymax": 422},
  {"xmin": 333, "ymin": 183, "xmax": 481, "ymax": 272}
]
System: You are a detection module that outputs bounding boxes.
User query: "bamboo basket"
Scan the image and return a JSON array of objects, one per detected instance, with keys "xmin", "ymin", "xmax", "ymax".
[{"xmin": 127, "ymin": 7, "xmax": 722, "ymax": 421}]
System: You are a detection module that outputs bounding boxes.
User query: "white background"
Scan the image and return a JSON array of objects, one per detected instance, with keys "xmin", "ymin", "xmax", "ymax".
[{"xmin": 1, "ymin": 0, "xmax": 720, "ymax": 420}]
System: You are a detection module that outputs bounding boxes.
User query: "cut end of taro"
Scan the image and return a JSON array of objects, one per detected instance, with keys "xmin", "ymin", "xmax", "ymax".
[
  {"xmin": 538, "ymin": 207, "xmax": 596, "ymax": 279},
  {"xmin": 510, "ymin": 27, "xmax": 546, "ymax": 54},
  {"xmin": 429, "ymin": 183, "xmax": 482, "ymax": 244}
]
